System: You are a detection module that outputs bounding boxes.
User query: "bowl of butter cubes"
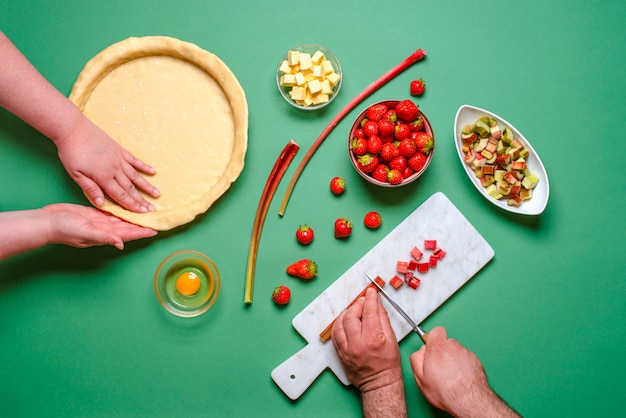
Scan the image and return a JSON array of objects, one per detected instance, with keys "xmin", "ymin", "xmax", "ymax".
[{"xmin": 276, "ymin": 44, "xmax": 342, "ymax": 110}]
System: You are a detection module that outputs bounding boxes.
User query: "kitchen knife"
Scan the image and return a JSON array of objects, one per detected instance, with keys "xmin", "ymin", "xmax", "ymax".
[{"xmin": 365, "ymin": 273, "xmax": 428, "ymax": 344}]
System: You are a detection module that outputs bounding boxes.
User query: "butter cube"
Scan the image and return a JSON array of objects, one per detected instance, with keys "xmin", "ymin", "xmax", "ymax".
[
  {"xmin": 312, "ymin": 93, "xmax": 329, "ymax": 105},
  {"xmin": 280, "ymin": 74, "xmax": 296, "ymax": 86},
  {"xmin": 326, "ymin": 72, "xmax": 341, "ymax": 86},
  {"xmin": 321, "ymin": 60, "xmax": 335, "ymax": 74},
  {"xmin": 279, "ymin": 60, "xmax": 292, "ymax": 74},
  {"xmin": 311, "ymin": 50, "xmax": 325, "ymax": 64},
  {"xmin": 321, "ymin": 79, "xmax": 332, "ymax": 94},
  {"xmin": 294, "ymin": 72, "xmax": 306, "ymax": 86},
  {"xmin": 288, "ymin": 50, "xmax": 300, "ymax": 66},
  {"xmin": 307, "ymin": 79, "xmax": 322, "ymax": 95},
  {"xmin": 289, "ymin": 85, "xmax": 307, "ymax": 101},
  {"xmin": 299, "ymin": 53, "xmax": 313, "ymax": 71},
  {"xmin": 312, "ymin": 65, "xmax": 322, "ymax": 78}
]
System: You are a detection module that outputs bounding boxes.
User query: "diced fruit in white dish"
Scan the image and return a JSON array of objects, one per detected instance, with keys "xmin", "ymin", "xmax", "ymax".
[{"xmin": 454, "ymin": 105, "xmax": 549, "ymax": 215}]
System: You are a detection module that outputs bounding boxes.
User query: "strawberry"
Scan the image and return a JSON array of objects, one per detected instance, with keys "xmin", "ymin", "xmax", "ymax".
[
  {"xmin": 365, "ymin": 103, "xmax": 388, "ymax": 122},
  {"xmin": 383, "ymin": 109, "xmax": 397, "ymax": 123},
  {"xmin": 413, "ymin": 131, "xmax": 434, "ymax": 154},
  {"xmin": 356, "ymin": 154, "xmax": 379, "ymax": 173},
  {"xmin": 394, "ymin": 123, "xmax": 411, "ymax": 140},
  {"xmin": 286, "ymin": 259, "xmax": 318, "ymax": 279},
  {"xmin": 380, "ymin": 142, "xmax": 400, "ymax": 162},
  {"xmin": 395, "ymin": 99, "xmax": 419, "ymax": 122},
  {"xmin": 408, "ymin": 152, "xmax": 428, "ymax": 172},
  {"xmin": 330, "ymin": 176, "xmax": 346, "ymax": 195},
  {"xmin": 389, "ymin": 156, "xmax": 407, "ymax": 173},
  {"xmin": 378, "ymin": 119, "xmax": 396, "ymax": 137},
  {"xmin": 409, "ymin": 116, "xmax": 424, "ymax": 131},
  {"xmin": 410, "ymin": 78, "xmax": 426, "ymax": 96},
  {"xmin": 295, "ymin": 225, "xmax": 314, "ymax": 245},
  {"xmin": 387, "ymin": 169, "xmax": 403, "ymax": 185},
  {"xmin": 350, "ymin": 137, "xmax": 367, "ymax": 156},
  {"xmin": 362, "ymin": 120, "xmax": 378, "ymax": 137},
  {"xmin": 371, "ymin": 163, "xmax": 389, "ymax": 182},
  {"xmin": 272, "ymin": 285, "xmax": 291, "ymax": 305},
  {"xmin": 353, "ymin": 128, "xmax": 366, "ymax": 140},
  {"xmin": 398, "ymin": 138, "xmax": 417, "ymax": 157},
  {"xmin": 363, "ymin": 211, "xmax": 382, "ymax": 229},
  {"xmin": 334, "ymin": 217, "xmax": 352, "ymax": 239},
  {"xmin": 402, "ymin": 166, "xmax": 415, "ymax": 179},
  {"xmin": 367, "ymin": 135, "xmax": 383, "ymax": 155}
]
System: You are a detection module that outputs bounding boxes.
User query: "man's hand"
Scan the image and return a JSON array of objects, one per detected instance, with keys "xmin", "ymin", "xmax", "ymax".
[{"xmin": 410, "ymin": 326, "xmax": 519, "ymax": 418}]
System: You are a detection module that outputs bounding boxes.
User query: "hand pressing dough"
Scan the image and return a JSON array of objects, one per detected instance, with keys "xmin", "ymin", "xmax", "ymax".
[{"xmin": 69, "ymin": 36, "xmax": 248, "ymax": 230}]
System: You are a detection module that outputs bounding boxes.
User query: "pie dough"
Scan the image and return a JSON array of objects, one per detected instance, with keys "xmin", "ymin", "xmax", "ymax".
[{"xmin": 69, "ymin": 36, "xmax": 248, "ymax": 230}]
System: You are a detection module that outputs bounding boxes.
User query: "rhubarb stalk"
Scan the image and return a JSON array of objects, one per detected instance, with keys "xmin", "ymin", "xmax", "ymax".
[
  {"xmin": 244, "ymin": 140, "xmax": 299, "ymax": 304},
  {"xmin": 278, "ymin": 49, "xmax": 427, "ymax": 216}
]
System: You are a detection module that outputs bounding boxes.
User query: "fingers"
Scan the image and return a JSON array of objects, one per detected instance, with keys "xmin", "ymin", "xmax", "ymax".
[
  {"xmin": 427, "ymin": 326, "xmax": 448, "ymax": 343},
  {"xmin": 410, "ymin": 346, "xmax": 426, "ymax": 383},
  {"xmin": 79, "ymin": 177, "xmax": 106, "ymax": 208}
]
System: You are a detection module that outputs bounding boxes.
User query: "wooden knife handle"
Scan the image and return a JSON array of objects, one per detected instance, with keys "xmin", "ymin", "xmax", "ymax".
[{"xmin": 319, "ymin": 276, "xmax": 385, "ymax": 343}]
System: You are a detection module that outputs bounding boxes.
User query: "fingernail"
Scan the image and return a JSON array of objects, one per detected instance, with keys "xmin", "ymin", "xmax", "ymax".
[{"xmin": 94, "ymin": 197, "xmax": 104, "ymax": 207}]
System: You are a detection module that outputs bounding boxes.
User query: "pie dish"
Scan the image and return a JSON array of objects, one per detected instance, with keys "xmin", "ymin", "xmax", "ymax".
[{"xmin": 69, "ymin": 36, "xmax": 248, "ymax": 230}]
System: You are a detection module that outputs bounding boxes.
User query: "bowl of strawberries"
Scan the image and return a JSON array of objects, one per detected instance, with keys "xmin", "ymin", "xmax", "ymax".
[{"xmin": 348, "ymin": 99, "xmax": 435, "ymax": 187}]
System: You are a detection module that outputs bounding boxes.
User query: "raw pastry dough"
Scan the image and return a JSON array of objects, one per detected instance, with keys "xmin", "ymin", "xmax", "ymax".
[{"xmin": 69, "ymin": 36, "xmax": 248, "ymax": 230}]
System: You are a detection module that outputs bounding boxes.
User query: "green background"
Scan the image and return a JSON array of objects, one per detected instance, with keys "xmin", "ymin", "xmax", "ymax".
[{"xmin": 1, "ymin": 1, "xmax": 624, "ymax": 416}]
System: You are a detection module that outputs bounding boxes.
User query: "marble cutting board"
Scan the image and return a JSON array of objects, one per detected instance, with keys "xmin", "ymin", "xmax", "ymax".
[{"xmin": 271, "ymin": 192, "xmax": 495, "ymax": 400}]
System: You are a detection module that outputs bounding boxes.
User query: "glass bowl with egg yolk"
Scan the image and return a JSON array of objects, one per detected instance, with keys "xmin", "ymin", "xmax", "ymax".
[{"xmin": 154, "ymin": 250, "xmax": 220, "ymax": 317}]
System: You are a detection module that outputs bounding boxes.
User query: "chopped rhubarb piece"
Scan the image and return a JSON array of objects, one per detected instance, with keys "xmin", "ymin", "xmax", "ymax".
[
  {"xmin": 410, "ymin": 246, "xmax": 423, "ymax": 260},
  {"xmin": 433, "ymin": 248, "xmax": 446, "ymax": 260},
  {"xmin": 404, "ymin": 271, "xmax": 414, "ymax": 283},
  {"xmin": 389, "ymin": 275, "xmax": 404, "ymax": 289},
  {"xmin": 417, "ymin": 262, "xmax": 429, "ymax": 273},
  {"xmin": 424, "ymin": 240, "xmax": 437, "ymax": 250},
  {"xmin": 428, "ymin": 255, "xmax": 438, "ymax": 267},
  {"xmin": 397, "ymin": 260, "xmax": 409, "ymax": 274},
  {"xmin": 408, "ymin": 277, "xmax": 421, "ymax": 289},
  {"xmin": 408, "ymin": 260, "xmax": 418, "ymax": 271}
]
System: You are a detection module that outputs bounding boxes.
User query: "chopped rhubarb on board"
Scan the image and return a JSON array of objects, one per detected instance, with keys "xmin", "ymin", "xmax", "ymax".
[
  {"xmin": 424, "ymin": 240, "xmax": 437, "ymax": 250},
  {"xmin": 417, "ymin": 262, "xmax": 429, "ymax": 273},
  {"xmin": 397, "ymin": 260, "xmax": 409, "ymax": 274},
  {"xmin": 410, "ymin": 246, "xmax": 423, "ymax": 260},
  {"xmin": 390, "ymin": 275, "xmax": 404, "ymax": 289},
  {"xmin": 408, "ymin": 277, "xmax": 421, "ymax": 289},
  {"xmin": 428, "ymin": 255, "xmax": 438, "ymax": 267}
]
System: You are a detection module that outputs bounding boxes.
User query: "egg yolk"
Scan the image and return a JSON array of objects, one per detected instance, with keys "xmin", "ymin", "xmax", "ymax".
[{"xmin": 175, "ymin": 271, "xmax": 201, "ymax": 296}]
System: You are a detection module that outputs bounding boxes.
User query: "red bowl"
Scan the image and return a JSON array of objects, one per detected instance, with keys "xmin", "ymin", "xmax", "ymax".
[{"xmin": 348, "ymin": 100, "xmax": 435, "ymax": 187}]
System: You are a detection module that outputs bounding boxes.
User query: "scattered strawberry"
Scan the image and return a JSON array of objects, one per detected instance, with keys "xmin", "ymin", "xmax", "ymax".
[
  {"xmin": 286, "ymin": 259, "xmax": 318, "ymax": 279},
  {"xmin": 365, "ymin": 103, "xmax": 388, "ymax": 122},
  {"xmin": 334, "ymin": 217, "xmax": 352, "ymax": 239},
  {"xmin": 395, "ymin": 99, "xmax": 419, "ymax": 122},
  {"xmin": 394, "ymin": 123, "xmax": 411, "ymax": 140},
  {"xmin": 388, "ymin": 169, "xmax": 403, "ymax": 185},
  {"xmin": 363, "ymin": 211, "xmax": 382, "ymax": 229},
  {"xmin": 413, "ymin": 131, "xmax": 434, "ymax": 154},
  {"xmin": 378, "ymin": 119, "xmax": 396, "ymax": 137},
  {"xmin": 350, "ymin": 137, "xmax": 367, "ymax": 156},
  {"xmin": 398, "ymin": 138, "xmax": 417, "ymax": 157},
  {"xmin": 330, "ymin": 176, "xmax": 346, "ymax": 195},
  {"xmin": 272, "ymin": 285, "xmax": 291, "ymax": 305},
  {"xmin": 408, "ymin": 152, "xmax": 428, "ymax": 172},
  {"xmin": 356, "ymin": 154, "xmax": 379, "ymax": 173},
  {"xmin": 371, "ymin": 163, "xmax": 390, "ymax": 182},
  {"xmin": 367, "ymin": 135, "xmax": 383, "ymax": 155},
  {"xmin": 361, "ymin": 120, "xmax": 378, "ymax": 137},
  {"xmin": 295, "ymin": 225, "xmax": 314, "ymax": 245},
  {"xmin": 410, "ymin": 78, "xmax": 426, "ymax": 96}
]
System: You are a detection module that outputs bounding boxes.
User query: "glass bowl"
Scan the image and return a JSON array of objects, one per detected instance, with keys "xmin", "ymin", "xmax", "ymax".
[
  {"xmin": 154, "ymin": 250, "xmax": 220, "ymax": 318},
  {"xmin": 276, "ymin": 44, "xmax": 342, "ymax": 110},
  {"xmin": 348, "ymin": 100, "xmax": 435, "ymax": 187}
]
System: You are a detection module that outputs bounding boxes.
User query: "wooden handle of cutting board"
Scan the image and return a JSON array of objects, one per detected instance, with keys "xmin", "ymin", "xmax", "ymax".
[{"xmin": 319, "ymin": 276, "xmax": 385, "ymax": 343}]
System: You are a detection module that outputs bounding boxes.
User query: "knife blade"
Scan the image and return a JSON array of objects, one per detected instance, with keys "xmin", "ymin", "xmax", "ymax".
[{"xmin": 365, "ymin": 273, "xmax": 428, "ymax": 344}]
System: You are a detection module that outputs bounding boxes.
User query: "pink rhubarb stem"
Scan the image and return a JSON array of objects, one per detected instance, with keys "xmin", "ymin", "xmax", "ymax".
[
  {"xmin": 245, "ymin": 140, "xmax": 299, "ymax": 304},
  {"xmin": 278, "ymin": 49, "xmax": 427, "ymax": 216}
]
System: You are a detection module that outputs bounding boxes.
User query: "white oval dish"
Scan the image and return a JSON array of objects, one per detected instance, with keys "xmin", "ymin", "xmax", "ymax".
[{"xmin": 454, "ymin": 105, "xmax": 549, "ymax": 215}]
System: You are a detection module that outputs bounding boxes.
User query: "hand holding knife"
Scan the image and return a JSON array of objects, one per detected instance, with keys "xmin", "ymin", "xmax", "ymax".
[{"xmin": 365, "ymin": 273, "xmax": 429, "ymax": 344}]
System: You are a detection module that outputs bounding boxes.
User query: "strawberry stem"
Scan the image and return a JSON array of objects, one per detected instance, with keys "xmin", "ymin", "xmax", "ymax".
[
  {"xmin": 244, "ymin": 140, "xmax": 299, "ymax": 304},
  {"xmin": 278, "ymin": 49, "xmax": 427, "ymax": 216}
]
